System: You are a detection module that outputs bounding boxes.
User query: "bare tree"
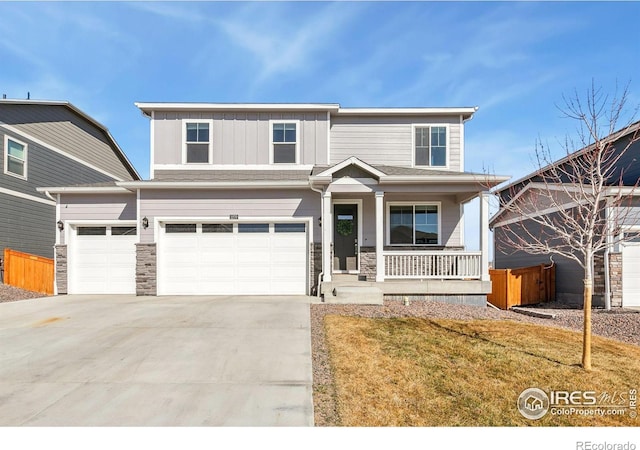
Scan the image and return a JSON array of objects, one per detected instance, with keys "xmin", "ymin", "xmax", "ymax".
[{"xmin": 496, "ymin": 81, "xmax": 640, "ymax": 370}]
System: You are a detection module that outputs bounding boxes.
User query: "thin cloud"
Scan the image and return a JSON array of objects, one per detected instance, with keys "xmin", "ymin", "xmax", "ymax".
[{"xmin": 212, "ymin": 2, "xmax": 363, "ymax": 85}]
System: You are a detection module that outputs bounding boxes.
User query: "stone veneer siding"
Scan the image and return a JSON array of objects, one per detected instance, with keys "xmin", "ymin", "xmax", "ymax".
[
  {"xmin": 55, "ymin": 244, "xmax": 67, "ymax": 294},
  {"xmin": 593, "ymin": 252, "xmax": 623, "ymax": 308},
  {"xmin": 309, "ymin": 243, "xmax": 322, "ymax": 295},
  {"xmin": 359, "ymin": 246, "xmax": 376, "ymax": 281},
  {"xmin": 136, "ymin": 243, "xmax": 157, "ymax": 296},
  {"xmin": 609, "ymin": 252, "xmax": 622, "ymax": 307}
]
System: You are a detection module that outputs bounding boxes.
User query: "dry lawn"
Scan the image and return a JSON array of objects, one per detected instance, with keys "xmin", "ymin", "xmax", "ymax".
[{"xmin": 324, "ymin": 315, "xmax": 640, "ymax": 426}]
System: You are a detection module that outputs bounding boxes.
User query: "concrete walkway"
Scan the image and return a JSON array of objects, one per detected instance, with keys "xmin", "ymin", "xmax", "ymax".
[{"xmin": 0, "ymin": 295, "xmax": 314, "ymax": 426}]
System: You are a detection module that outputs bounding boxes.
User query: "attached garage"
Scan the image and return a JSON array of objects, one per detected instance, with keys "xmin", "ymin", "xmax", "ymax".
[
  {"xmin": 157, "ymin": 221, "xmax": 308, "ymax": 295},
  {"xmin": 67, "ymin": 224, "xmax": 137, "ymax": 294},
  {"xmin": 622, "ymin": 242, "xmax": 640, "ymax": 307}
]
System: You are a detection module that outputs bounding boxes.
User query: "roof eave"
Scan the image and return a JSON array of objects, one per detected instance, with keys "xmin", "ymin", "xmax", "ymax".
[
  {"xmin": 134, "ymin": 102, "xmax": 341, "ymax": 115},
  {"xmin": 117, "ymin": 180, "xmax": 311, "ymax": 189},
  {"xmin": 37, "ymin": 186, "xmax": 132, "ymax": 194}
]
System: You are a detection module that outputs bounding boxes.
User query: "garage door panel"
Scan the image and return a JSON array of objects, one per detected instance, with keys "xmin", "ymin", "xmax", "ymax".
[
  {"xmin": 69, "ymin": 228, "xmax": 136, "ymax": 295},
  {"xmin": 158, "ymin": 222, "xmax": 308, "ymax": 295},
  {"xmin": 623, "ymin": 245, "xmax": 640, "ymax": 307}
]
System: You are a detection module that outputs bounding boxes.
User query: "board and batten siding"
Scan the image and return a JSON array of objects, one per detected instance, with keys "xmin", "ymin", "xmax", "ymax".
[
  {"xmin": 0, "ymin": 104, "xmax": 134, "ymax": 180},
  {"xmin": 153, "ymin": 112, "xmax": 329, "ymax": 167},
  {"xmin": 139, "ymin": 188, "xmax": 321, "ymax": 243},
  {"xmin": 329, "ymin": 115, "xmax": 462, "ymax": 170},
  {"xmin": 58, "ymin": 193, "xmax": 137, "ymax": 245},
  {"xmin": 0, "ymin": 192, "xmax": 56, "ymax": 258}
]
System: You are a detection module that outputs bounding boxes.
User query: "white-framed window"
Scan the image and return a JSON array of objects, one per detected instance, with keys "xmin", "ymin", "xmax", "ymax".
[
  {"xmin": 182, "ymin": 120, "xmax": 212, "ymax": 164},
  {"xmin": 413, "ymin": 124, "xmax": 448, "ymax": 168},
  {"xmin": 270, "ymin": 120, "xmax": 299, "ymax": 164},
  {"xmin": 3, "ymin": 135, "xmax": 28, "ymax": 179},
  {"xmin": 387, "ymin": 202, "xmax": 441, "ymax": 245}
]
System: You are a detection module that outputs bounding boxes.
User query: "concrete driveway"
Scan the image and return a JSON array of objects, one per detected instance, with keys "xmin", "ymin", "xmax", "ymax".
[{"xmin": 0, "ymin": 295, "xmax": 314, "ymax": 426}]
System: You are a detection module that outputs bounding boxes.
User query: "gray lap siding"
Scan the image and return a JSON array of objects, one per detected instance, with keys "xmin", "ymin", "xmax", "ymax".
[
  {"xmin": 0, "ymin": 192, "xmax": 56, "ymax": 258},
  {"xmin": 1, "ymin": 127, "xmax": 117, "ymax": 198},
  {"xmin": 1, "ymin": 127, "xmax": 123, "ymax": 258}
]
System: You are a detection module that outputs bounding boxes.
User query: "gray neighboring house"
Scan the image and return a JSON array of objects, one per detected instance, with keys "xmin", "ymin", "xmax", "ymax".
[
  {"xmin": 41, "ymin": 103, "xmax": 508, "ymax": 302},
  {"xmin": 0, "ymin": 99, "xmax": 140, "ymax": 260},
  {"xmin": 491, "ymin": 120, "xmax": 640, "ymax": 308}
]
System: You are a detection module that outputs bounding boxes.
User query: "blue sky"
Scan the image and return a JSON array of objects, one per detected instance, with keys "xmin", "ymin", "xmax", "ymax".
[{"xmin": 1, "ymin": 1, "xmax": 639, "ymax": 251}]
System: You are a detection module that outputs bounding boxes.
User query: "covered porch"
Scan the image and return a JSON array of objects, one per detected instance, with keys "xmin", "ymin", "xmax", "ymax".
[{"xmin": 310, "ymin": 158, "xmax": 507, "ymax": 304}]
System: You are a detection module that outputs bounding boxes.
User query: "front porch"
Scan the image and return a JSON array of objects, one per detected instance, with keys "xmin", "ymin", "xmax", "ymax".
[{"xmin": 310, "ymin": 158, "xmax": 498, "ymax": 305}]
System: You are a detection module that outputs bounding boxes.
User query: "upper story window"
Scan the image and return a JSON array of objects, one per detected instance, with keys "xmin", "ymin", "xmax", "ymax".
[
  {"xmin": 387, "ymin": 203, "xmax": 440, "ymax": 245},
  {"xmin": 183, "ymin": 120, "xmax": 211, "ymax": 164},
  {"xmin": 414, "ymin": 125, "xmax": 447, "ymax": 167},
  {"xmin": 4, "ymin": 135, "xmax": 28, "ymax": 180},
  {"xmin": 270, "ymin": 121, "xmax": 299, "ymax": 164}
]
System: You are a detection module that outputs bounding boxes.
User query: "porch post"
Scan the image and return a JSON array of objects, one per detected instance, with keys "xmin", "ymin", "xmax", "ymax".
[
  {"xmin": 323, "ymin": 191, "xmax": 332, "ymax": 282},
  {"xmin": 479, "ymin": 192, "xmax": 490, "ymax": 282},
  {"xmin": 375, "ymin": 191, "xmax": 385, "ymax": 282}
]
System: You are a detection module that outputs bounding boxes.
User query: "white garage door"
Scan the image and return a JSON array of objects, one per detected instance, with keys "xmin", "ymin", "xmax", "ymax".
[
  {"xmin": 622, "ymin": 243, "xmax": 640, "ymax": 307},
  {"xmin": 68, "ymin": 225, "xmax": 137, "ymax": 294},
  {"xmin": 157, "ymin": 222, "xmax": 308, "ymax": 295}
]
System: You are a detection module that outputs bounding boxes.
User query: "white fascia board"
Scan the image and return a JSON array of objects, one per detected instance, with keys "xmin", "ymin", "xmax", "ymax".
[
  {"xmin": 606, "ymin": 186, "xmax": 640, "ymax": 196},
  {"xmin": 135, "ymin": 102, "xmax": 340, "ymax": 114},
  {"xmin": 117, "ymin": 181, "xmax": 310, "ymax": 189},
  {"xmin": 0, "ymin": 186, "xmax": 56, "ymax": 206},
  {"xmin": 336, "ymin": 107, "xmax": 478, "ymax": 117},
  {"xmin": 36, "ymin": 186, "xmax": 132, "ymax": 194}
]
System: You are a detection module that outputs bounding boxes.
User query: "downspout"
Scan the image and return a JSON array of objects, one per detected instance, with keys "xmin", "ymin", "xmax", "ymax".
[
  {"xmin": 310, "ymin": 182, "xmax": 324, "ymax": 297},
  {"xmin": 44, "ymin": 190, "xmax": 59, "ymax": 296},
  {"xmin": 604, "ymin": 247, "xmax": 611, "ymax": 311},
  {"xmin": 604, "ymin": 201, "xmax": 612, "ymax": 311}
]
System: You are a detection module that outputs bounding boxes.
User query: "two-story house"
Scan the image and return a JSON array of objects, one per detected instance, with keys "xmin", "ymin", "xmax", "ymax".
[
  {"xmin": 0, "ymin": 99, "xmax": 140, "ymax": 262},
  {"xmin": 41, "ymin": 103, "xmax": 508, "ymax": 304}
]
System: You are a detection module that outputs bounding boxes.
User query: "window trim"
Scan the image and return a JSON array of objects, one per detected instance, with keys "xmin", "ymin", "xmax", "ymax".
[
  {"xmin": 411, "ymin": 124, "xmax": 450, "ymax": 169},
  {"xmin": 3, "ymin": 135, "xmax": 28, "ymax": 180},
  {"xmin": 386, "ymin": 201, "xmax": 442, "ymax": 246},
  {"xmin": 181, "ymin": 119, "xmax": 213, "ymax": 165},
  {"xmin": 269, "ymin": 119, "xmax": 300, "ymax": 165}
]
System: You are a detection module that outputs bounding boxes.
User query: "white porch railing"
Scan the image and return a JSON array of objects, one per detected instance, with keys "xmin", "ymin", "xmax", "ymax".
[{"xmin": 384, "ymin": 251, "xmax": 482, "ymax": 279}]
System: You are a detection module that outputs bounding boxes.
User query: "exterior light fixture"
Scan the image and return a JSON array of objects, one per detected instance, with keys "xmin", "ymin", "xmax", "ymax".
[
  {"xmin": 318, "ymin": 217, "xmax": 322, "ymax": 228},
  {"xmin": 142, "ymin": 217, "xmax": 149, "ymax": 229},
  {"xmin": 57, "ymin": 220, "xmax": 64, "ymax": 231}
]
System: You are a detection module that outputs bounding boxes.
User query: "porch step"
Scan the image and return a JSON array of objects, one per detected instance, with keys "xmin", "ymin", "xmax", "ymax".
[{"xmin": 325, "ymin": 285, "xmax": 384, "ymax": 305}]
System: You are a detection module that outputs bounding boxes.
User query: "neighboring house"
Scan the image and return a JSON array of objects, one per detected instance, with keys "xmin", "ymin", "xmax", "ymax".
[
  {"xmin": 491, "ymin": 120, "xmax": 640, "ymax": 308},
  {"xmin": 0, "ymin": 99, "xmax": 140, "ymax": 261},
  {"xmin": 41, "ymin": 103, "xmax": 508, "ymax": 303}
]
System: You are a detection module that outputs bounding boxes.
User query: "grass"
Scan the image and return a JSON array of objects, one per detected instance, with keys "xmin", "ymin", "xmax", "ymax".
[{"xmin": 323, "ymin": 315, "xmax": 640, "ymax": 426}]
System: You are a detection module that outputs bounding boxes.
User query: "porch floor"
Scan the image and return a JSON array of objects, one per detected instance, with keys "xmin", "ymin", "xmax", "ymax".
[{"xmin": 320, "ymin": 275, "xmax": 491, "ymax": 297}]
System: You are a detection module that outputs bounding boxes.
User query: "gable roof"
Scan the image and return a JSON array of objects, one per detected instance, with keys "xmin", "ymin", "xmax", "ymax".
[
  {"xmin": 311, "ymin": 158, "xmax": 509, "ymax": 186},
  {"xmin": 493, "ymin": 119, "xmax": 640, "ymax": 196},
  {"xmin": 0, "ymin": 99, "xmax": 140, "ymax": 181}
]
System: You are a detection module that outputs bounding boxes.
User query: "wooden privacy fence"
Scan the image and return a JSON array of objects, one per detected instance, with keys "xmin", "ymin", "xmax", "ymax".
[
  {"xmin": 488, "ymin": 263, "xmax": 555, "ymax": 310},
  {"xmin": 3, "ymin": 248, "xmax": 54, "ymax": 295}
]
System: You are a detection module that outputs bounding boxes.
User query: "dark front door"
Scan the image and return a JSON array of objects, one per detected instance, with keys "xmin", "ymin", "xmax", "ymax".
[{"xmin": 333, "ymin": 204, "xmax": 358, "ymax": 271}]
